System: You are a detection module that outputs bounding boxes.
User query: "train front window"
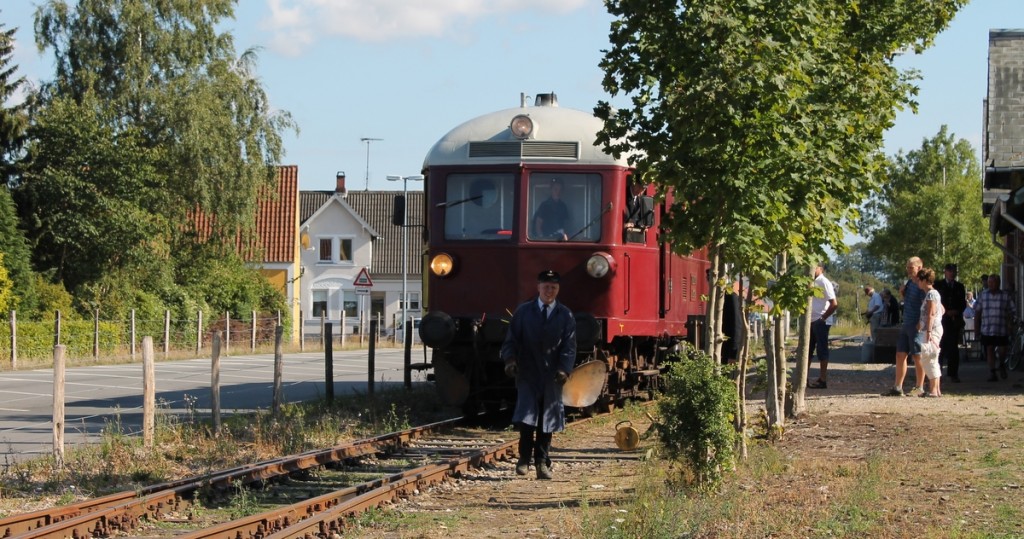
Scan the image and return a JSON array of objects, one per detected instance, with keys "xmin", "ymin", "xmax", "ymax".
[
  {"xmin": 528, "ymin": 173, "xmax": 603, "ymax": 242},
  {"xmin": 441, "ymin": 173, "xmax": 515, "ymax": 240}
]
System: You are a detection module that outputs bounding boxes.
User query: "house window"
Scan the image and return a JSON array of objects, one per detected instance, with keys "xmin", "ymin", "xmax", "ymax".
[
  {"xmin": 312, "ymin": 290, "xmax": 328, "ymax": 318},
  {"xmin": 343, "ymin": 291, "xmax": 358, "ymax": 318},
  {"xmin": 400, "ymin": 292, "xmax": 421, "ymax": 312},
  {"xmin": 317, "ymin": 237, "xmax": 354, "ymax": 264}
]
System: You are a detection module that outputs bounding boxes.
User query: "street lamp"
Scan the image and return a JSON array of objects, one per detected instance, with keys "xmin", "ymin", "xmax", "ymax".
[{"xmin": 387, "ymin": 174, "xmax": 425, "ymax": 340}]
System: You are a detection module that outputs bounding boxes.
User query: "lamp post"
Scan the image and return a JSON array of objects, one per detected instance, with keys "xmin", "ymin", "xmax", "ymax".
[{"xmin": 386, "ymin": 174, "xmax": 424, "ymax": 340}]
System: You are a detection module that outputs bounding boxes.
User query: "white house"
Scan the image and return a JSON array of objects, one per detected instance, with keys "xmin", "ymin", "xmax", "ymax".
[{"xmin": 298, "ymin": 173, "xmax": 424, "ymax": 340}]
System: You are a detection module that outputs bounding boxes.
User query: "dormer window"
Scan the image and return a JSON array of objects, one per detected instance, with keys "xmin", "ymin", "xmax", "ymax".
[{"xmin": 318, "ymin": 236, "xmax": 353, "ymax": 264}]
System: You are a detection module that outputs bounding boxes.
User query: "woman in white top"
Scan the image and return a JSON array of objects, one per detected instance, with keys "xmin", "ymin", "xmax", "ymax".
[{"xmin": 916, "ymin": 268, "xmax": 945, "ymax": 397}]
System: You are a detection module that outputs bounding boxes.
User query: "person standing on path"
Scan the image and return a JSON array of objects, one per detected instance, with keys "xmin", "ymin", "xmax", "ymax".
[
  {"xmin": 974, "ymin": 274, "xmax": 1016, "ymax": 382},
  {"xmin": 934, "ymin": 263, "xmax": 967, "ymax": 383},
  {"xmin": 916, "ymin": 268, "xmax": 945, "ymax": 397},
  {"xmin": 807, "ymin": 263, "xmax": 838, "ymax": 389},
  {"xmin": 885, "ymin": 256, "xmax": 925, "ymax": 396},
  {"xmin": 501, "ymin": 269, "xmax": 577, "ymax": 480},
  {"xmin": 864, "ymin": 285, "xmax": 884, "ymax": 341}
]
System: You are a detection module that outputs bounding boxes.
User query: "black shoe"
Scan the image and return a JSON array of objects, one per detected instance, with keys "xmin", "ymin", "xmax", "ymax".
[
  {"xmin": 988, "ymin": 371, "xmax": 999, "ymax": 382},
  {"xmin": 515, "ymin": 459, "xmax": 529, "ymax": 476},
  {"xmin": 536, "ymin": 462, "xmax": 553, "ymax": 480},
  {"xmin": 883, "ymin": 388, "xmax": 904, "ymax": 397},
  {"xmin": 807, "ymin": 379, "xmax": 827, "ymax": 389},
  {"xmin": 1000, "ymin": 365, "xmax": 1008, "ymax": 380}
]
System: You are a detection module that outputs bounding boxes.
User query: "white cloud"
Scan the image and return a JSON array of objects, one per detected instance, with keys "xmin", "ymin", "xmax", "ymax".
[{"xmin": 261, "ymin": 0, "xmax": 589, "ymax": 56}]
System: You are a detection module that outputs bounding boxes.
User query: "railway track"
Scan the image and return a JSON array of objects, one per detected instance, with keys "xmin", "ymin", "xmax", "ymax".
[{"xmin": 1, "ymin": 417, "xmax": 475, "ymax": 539}]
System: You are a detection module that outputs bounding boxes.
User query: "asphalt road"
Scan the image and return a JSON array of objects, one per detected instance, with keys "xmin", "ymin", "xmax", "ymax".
[{"xmin": 0, "ymin": 346, "xmax": 433, "ymax": 462}]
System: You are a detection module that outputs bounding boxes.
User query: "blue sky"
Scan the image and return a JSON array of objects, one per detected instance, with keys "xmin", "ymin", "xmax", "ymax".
[{"xmin": 3, "ymin": 0, "xmax": 1021, "ymax": 193}]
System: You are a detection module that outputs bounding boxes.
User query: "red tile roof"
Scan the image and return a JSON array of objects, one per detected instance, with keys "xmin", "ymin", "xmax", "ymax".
[{"xmin": 189, "ymin": 166, "xmax": 298, "ymax": 263}]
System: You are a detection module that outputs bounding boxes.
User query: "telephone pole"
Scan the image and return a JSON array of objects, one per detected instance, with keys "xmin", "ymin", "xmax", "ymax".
[{"xmin": 360, "ymin": 137, "xmax": 383, "ymax": 191}]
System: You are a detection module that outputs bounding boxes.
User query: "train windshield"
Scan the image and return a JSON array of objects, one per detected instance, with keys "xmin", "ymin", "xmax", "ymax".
[
  {"xmin": 441, "ymin": 173, "xmax": 516, "ymax": 240},
  {"xmin": 528, "ymin": 173, "xmax": 603, "ymax": 242}
]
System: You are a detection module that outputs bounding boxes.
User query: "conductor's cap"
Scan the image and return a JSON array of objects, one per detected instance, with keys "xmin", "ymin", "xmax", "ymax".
[{"xmin": 537, "ymin": 270, "xmax": 560, "ymax": 283}]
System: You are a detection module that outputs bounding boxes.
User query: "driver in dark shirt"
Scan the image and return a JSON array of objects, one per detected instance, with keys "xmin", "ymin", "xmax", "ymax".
[{"xmin": 532, "ymin": 178, "xmax": 569, "ymax": 240}]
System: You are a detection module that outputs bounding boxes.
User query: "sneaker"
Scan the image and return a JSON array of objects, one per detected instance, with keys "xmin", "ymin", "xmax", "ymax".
[
  {"xmin": 515, "ymin": 459, "xmax": 529, "ymax": 476},
  {"xmin": 883, "ymin": 388, "xmax": 904, "ymax": 397},
  {"xmin": 536, "ymin": 462, "xmax": 553, "ymax": 480},
  {"xmin": 907, "ymin": 386, "xmax": 925, "ymax": 397},
  {"xmin": 808, "ymin": 379, "xmax": 827, "ymax": 389}
]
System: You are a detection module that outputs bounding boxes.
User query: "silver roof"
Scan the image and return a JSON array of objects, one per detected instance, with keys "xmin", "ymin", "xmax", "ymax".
[{"xmin": 424, "ymin": 103, "xmax": 629, "ymax": 168}]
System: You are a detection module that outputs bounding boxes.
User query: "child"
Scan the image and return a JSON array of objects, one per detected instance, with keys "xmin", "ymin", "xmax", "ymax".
[{"xmin": 916, "ymin": 268, "xmax": 944, "ymax": 397}]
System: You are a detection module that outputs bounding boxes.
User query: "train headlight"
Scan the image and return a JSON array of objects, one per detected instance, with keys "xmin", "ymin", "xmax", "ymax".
[
  {"xmin": 586, "ymin": 252, "xmax": 615, "ymax": 278},
  {"xmin": 430, "ymin": 252, "xmax": 455, "ymax": 277},
  {"xmin": 509, "ymin": 114, "xmax": 533, "ymax": 139}
]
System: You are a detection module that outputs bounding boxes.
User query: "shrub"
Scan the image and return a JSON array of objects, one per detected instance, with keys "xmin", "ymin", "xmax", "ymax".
[{"xmin": 656, "ymin": 346, "xmax": 738, "ymax": 492}]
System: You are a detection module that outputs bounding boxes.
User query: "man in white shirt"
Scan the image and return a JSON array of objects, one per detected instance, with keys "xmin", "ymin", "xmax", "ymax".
[
  {"xmin": 864, "ymin": 285, "xmax": 884, "ymax": 341},
  {"xmin": 808, "ymin": 263, "xmax": 838, "ymax": 389}
]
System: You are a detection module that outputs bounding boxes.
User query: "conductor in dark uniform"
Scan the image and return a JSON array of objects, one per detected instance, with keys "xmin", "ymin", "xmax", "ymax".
[
  {"xmin": 934, "ymin": 263, "xmax": 967, "ymax": 382},
  {"xmin": 501, "ymin": 269, "xmax": 576, "ymax": 480}
]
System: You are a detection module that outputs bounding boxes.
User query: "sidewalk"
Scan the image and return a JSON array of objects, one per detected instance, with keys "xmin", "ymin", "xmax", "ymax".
[{"xmin": 799, "ymin": 336, "xmax": 1024, "ymax": 398}]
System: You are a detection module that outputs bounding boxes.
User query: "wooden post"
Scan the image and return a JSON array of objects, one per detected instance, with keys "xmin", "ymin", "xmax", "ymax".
[
  {"xmin": 324, "ymin": 322, "xmax": 334, "ymax": 402},
  {"xmin": 196, "ymin": 310, "xmax": 203, "ymax": 355},
  {"xmin": 277, "ymin": 310, "xmax": 281, "ymax": 328},
  {"xmin": 93, "ymin": 308, "xmax": 100, "ymax": 360},
  {"xmin": 142, "ymin": 336, "xmax": 155, "ymax": 449},
  {"xmin": 272, "ymin": 325, "xmax": 284, "ymax": 417},
  {"xmin": 340, "ymin": 313, "xmax": 346, "ymax": 349},
  {"xmin": 368, "ymin": 320, "xmax": 376, "ymax": 397},
  {"xmin": 299, "ymin": 310, "xmax": 305, "ymax": 352},
  {"xmin": 130, "ymin": 309, "xmax": 136, "ymax": 361},
  {"xmin": 211, "ymin": 331, "xmax": 222, "ymax": 435},
  {"xmin": 9, "ymin": 310, "xmax": 16, "ymax": 370},
  {"xmin": 251, "ymin": 309, "xmax": 257, "ymax": 351},
  {"xmin": 52, "ymin": 344, "xmax": 66, "ymax": 469},
  {"xmin": 54, "ymin": 310, "xmax": 61, "ymax": 346},
  {"xmin": 225, "ymin": 311, "xmax": 231, "ymax": 355},
  {"xmin": 163, "ymin": 310, "xmax": 170, "ymax": 358},
  {"xmin": 320, "ymin": 311, "xmax": 326, "ymax": 350}
]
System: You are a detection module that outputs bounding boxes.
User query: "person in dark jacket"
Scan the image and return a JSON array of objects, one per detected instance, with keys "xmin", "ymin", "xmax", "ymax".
[
  {"xmin": 501, "ymin": 269, "xmax": 576, "ymax": 480},
  {"xmin": 934, "ymin": 263, "xmax": 967, "ymax": 382}
]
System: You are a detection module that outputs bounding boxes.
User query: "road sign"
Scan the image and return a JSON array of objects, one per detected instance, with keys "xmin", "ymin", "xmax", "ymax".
[
  {"xmin": 354, "ymin": 267, "xmax": 374, "ymax": 287},
  {"xmin": 354, "ymin": 287, "xmax": 370, "ymax": 295}
]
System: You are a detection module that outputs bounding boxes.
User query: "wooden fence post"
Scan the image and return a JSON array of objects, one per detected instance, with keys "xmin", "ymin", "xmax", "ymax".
[
  {"xmin": 324, "ymin": 322, "xmax": 334, "ymax": 402},
  {"xmin": 54, "ymin": 310, "xmax": 61, "ymax": 346},
  {"xmin": 211, "ymin": 331, "xmax": 222, "ymax": 435},
  {"xmin": 130, "ymin": 309, "xmax": 136, "ymax": 361},
  {"xmin": 142, "ymin": 336, "xmax": 155, "ymax": 449},
  {"xmin": 52, "ymin": 344, "xmax": 66, "ymax": 469},
  {"xmin": 196, "ymin": 310, "xmax": 203, "ymax": 355},
  {"xmin": 251, "ymin": 310, "xmax": 257, "ymax": 352},
  {"xmin": 341, "ymin": 313, "xmax": 346, "ymax": 349},
  {"xmin": 319, "ymin": 311, "xmax": 325, "ymax": 350},
  {"xmin": 367, "ymin": 320, "xmax": 376, "ymax": 397},
  {"xmin": 93, "ymin": 308, "xmax": 100, "ymax": 360},
  {"xmin": 225, "ymin": 311, "xmax": 231, "ymax": 355},
  {"xmin": 9, "ymin": 310, "xmax": 15, "ymax": 370},
  {"xmin": 272, "ymin": 325, "xmax": 284, "ymax": 417},
  {"xmin": 299, "ymin": 310, "xmax": 304, "ymax": 352},
  {"xmin": 163, "ymin": 310, "xmax": 170, "ymax": 359}
]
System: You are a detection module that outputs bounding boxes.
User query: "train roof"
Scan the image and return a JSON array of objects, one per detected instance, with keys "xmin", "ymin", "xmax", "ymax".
[{"xmin": 424, "ymin": 97, "xmax": 631, "ymax": 169}]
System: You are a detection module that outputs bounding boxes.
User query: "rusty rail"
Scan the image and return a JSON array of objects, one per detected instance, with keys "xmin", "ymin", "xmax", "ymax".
[{"xmin": 1, "ymin": 417, "xmax": 462, "ymax": 539}]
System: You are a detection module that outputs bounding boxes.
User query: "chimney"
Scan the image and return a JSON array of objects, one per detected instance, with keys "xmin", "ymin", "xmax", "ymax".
[{"xmin": 335, "ymin": 171, "xmax": 347, "ymax": 194}]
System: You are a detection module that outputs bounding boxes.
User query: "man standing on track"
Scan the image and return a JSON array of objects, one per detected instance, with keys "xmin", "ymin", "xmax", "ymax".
[{"xmin": 501, "ymin": 270, "xmax": 577, "ymax": 480}]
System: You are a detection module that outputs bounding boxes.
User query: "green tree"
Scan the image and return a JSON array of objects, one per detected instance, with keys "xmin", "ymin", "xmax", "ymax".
[
  {"xmin": 596, "ymin": 0, "xmax": 964, "ymax": 427},
  {"xmin": 0, "ymin": 185, "xmax": 35, "ymax": 313},
  {"xmin": 0, "ymin": 253, "xmax": 12, "ymax": 313},
  {"xmin": 0, "ymin": 13, "xmax": 28, "ymax": 184},
  {"xmin": 33, "ymin": 0, "xmax": 295, "ymax": 245},
  {"xmin": 864, "ymin": 125, "xmax": 1000, "ymax": 282}
]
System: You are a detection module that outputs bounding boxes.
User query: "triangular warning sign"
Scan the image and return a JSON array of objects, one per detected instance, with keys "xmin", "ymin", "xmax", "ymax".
[{"xmin": 354, "ymin": 267, "xmax": 374, "ymax": 287}]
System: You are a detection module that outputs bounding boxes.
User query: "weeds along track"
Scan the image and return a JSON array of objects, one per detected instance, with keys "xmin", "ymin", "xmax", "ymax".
[{"xmin": 2, "ymin": 417, "xmax": 479, "ymax": 538}]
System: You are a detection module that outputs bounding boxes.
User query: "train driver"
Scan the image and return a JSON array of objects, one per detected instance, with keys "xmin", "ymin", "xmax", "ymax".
[{"xmin": 532, "ymin": 178, "xmax": 570, "ymax": 240}]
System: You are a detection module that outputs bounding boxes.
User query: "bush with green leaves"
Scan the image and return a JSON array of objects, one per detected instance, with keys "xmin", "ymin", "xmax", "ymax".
[{"xmin": 657, "ymin": 347, "xmax": 738, "ymax": 492}]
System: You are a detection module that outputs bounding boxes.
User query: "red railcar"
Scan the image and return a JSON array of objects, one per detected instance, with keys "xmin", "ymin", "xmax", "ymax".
[{"xmin": 415, "ymin": 93, "xmax": 709, "ymax": 411}]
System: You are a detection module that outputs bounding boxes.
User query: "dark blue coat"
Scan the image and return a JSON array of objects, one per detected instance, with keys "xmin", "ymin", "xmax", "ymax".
[{"xmin": 500, "ymin": 298, "xmax": 576, "ymax": 432}]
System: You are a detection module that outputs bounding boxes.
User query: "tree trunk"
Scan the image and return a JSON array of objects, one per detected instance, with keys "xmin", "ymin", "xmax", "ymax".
[{"xmin": 786, "ymin": 263, "xmax": 815, "ymax": 418}]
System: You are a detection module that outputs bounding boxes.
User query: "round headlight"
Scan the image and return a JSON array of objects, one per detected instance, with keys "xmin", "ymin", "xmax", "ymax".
[
  {"xmin": 586, "ymin": 252, "xmax": 615, "ymax": 278},
  {"xmin": 430, "ymin": 252, "xmax": 455, "ymax": 277},
  {"xmin": 509, "ymin": 114, "xmax": 533, "ymax": 139}
]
